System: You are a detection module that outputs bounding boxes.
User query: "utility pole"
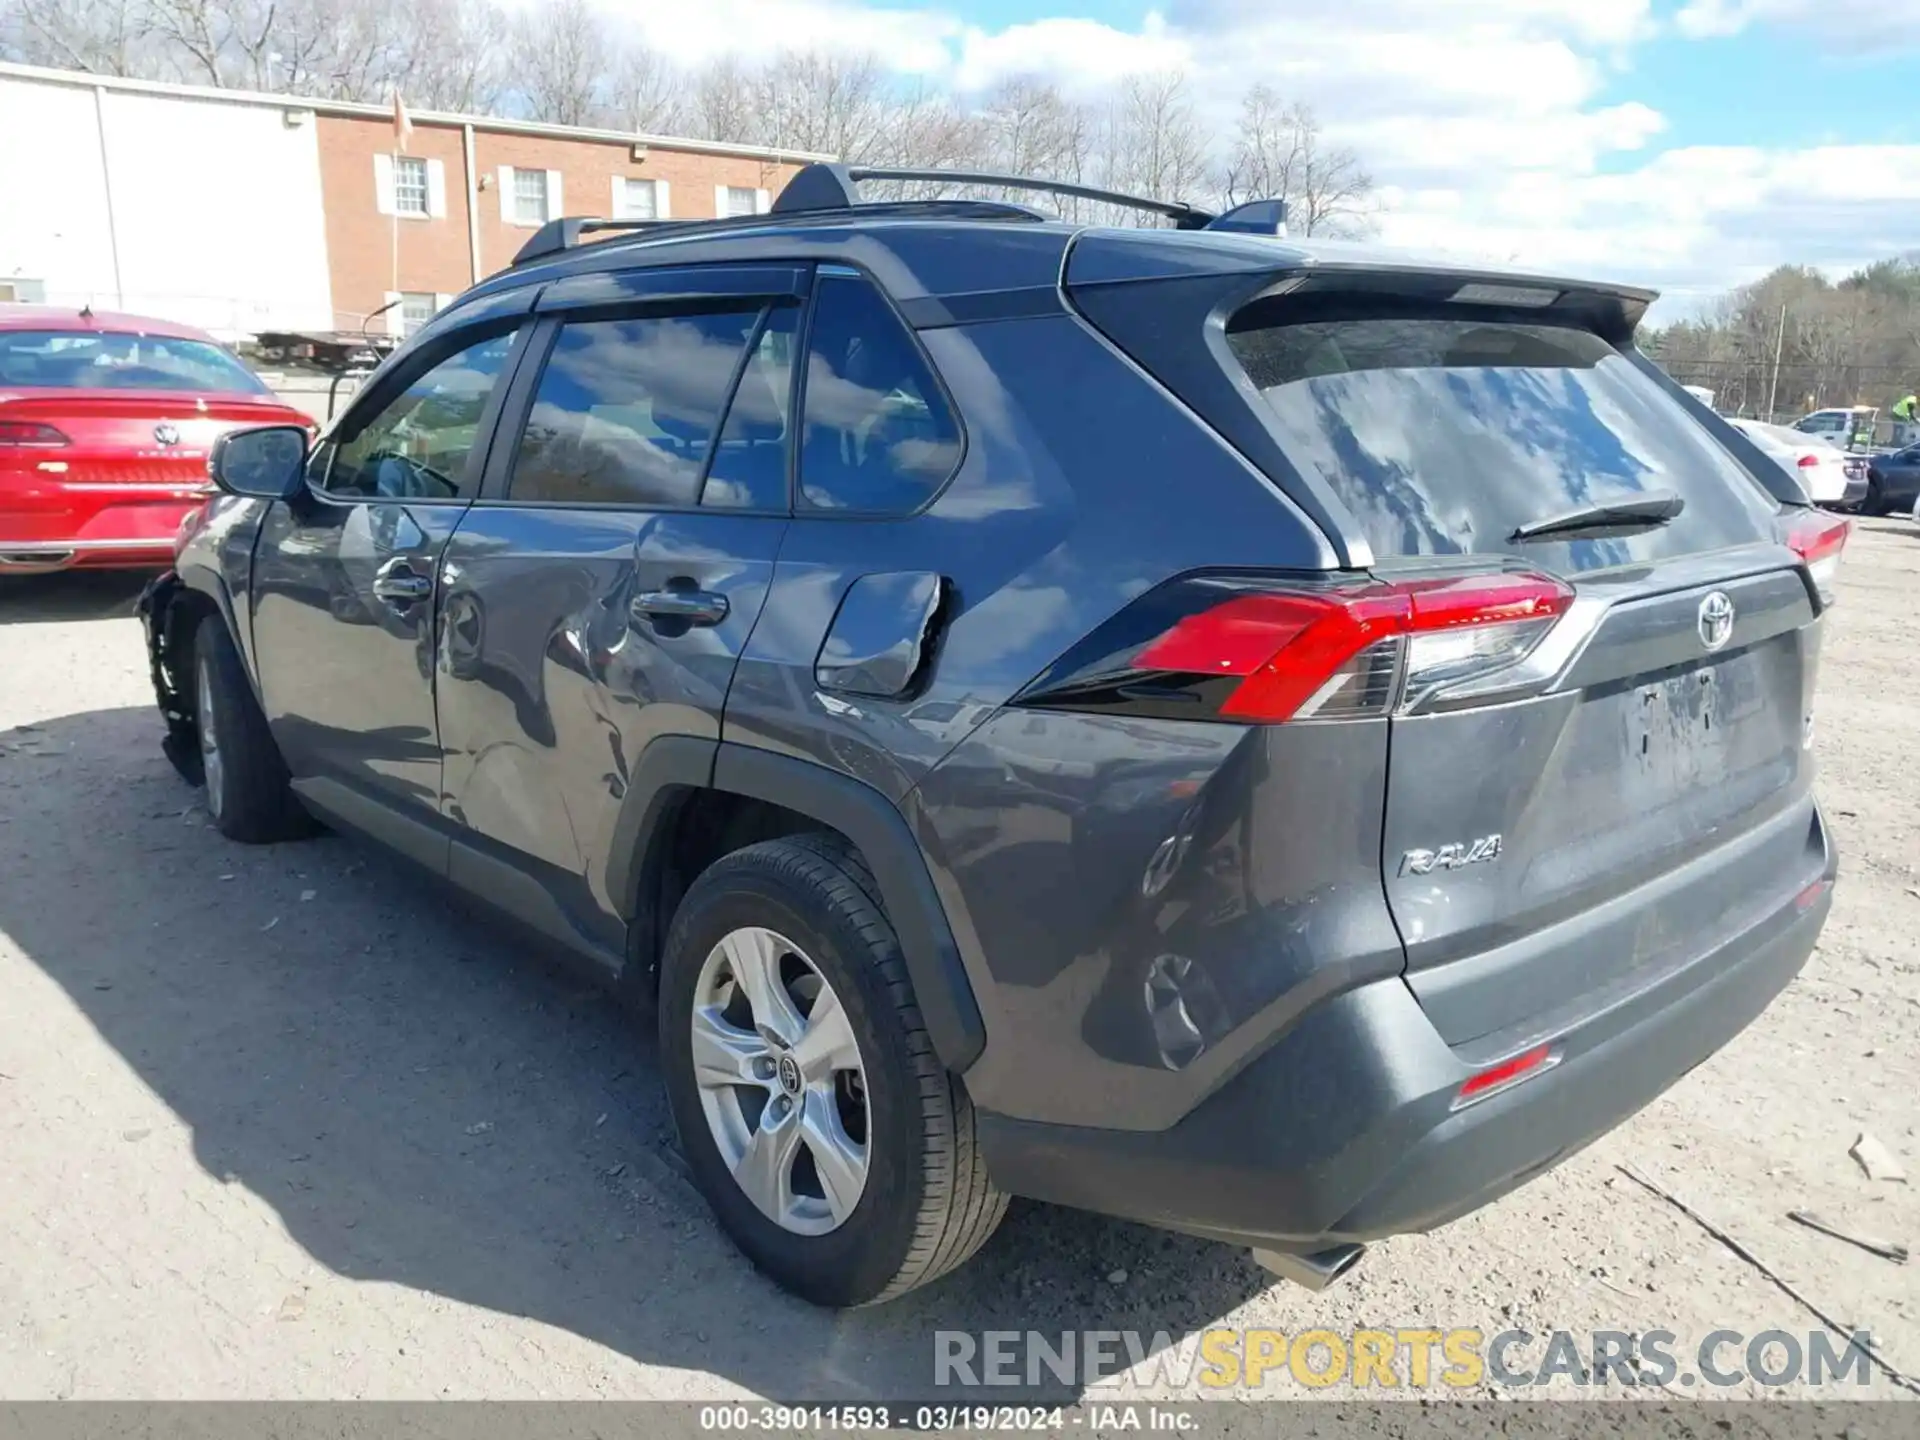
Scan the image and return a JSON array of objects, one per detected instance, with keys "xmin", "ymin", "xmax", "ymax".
[{"xmin": 1766, "ymin": 303, "xmax": 1787, "ymax": 422}]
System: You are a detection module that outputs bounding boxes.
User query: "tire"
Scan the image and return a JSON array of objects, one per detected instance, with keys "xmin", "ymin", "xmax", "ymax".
[
  {"xmin": 659, "ymin": 833, "xmax": 1006, "ymax": 1307},
  {"xmin": 1862, "ymin": 478, "xmax": 1885, "ymax": 516},
  {"xmin": 191, "ymin": 614, "xmax": 313, "ymax": 843}
]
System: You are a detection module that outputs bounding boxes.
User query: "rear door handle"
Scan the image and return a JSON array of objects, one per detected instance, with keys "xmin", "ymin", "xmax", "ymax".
[
  {"xmin": 631, "ymin": 587, "xmax": 729, "ymax": 627},
  {"xmin": 371, "ymin": 559, "xmax": 433, "ymax": 604}
]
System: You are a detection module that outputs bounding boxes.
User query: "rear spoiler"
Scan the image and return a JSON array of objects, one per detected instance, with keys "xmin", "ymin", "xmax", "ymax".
[{"xmin": 1064, "ymin": 231, "xmax": 1658, "ymax": 344}]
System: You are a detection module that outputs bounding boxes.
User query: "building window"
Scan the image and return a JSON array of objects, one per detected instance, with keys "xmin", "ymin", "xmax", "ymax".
[
  {"xmin": 721, "ymin": 185, "xmax": 760, "ymax": 217},
  {"xmin": 399, "ymin": 292, "xmax": 438, "ymax": 336},
  {"xmin": 393, "ymin": 155, "xmax": 429, "ymax": 216},
  {"xmin": 512, "ymin": 168, "xmax": 551, "ymax": 225},
  {"xmin": 618, "ymin": 178, "xmax": 659, "ymax": 220}
]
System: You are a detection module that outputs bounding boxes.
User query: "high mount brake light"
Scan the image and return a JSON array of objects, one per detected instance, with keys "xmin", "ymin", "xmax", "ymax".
[
  {"xmin": 1022, "ymin": 571, "xmax": 1575, "ymax": 724},
  {"xmin": 1785, "ymin": 511, "xmax": 1850, "ymax": 606}
]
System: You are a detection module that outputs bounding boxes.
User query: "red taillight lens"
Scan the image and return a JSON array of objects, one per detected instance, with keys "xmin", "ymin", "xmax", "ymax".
[
  {"xmin": 1037, "ymin": 571, "xmax": 1575, "ymax": 724},
  {"xmin": 1454, "ymin": 1043, "xmax": 1558, "ymax": 1108},
  {"xmin": 1795, "ymin": 453, "xmax": 1820, "ymax": 469},
  {"xmin": 1785, "ymin": 510, "xmax": 1849, "ymax": 605},
  {"xmin": 0, "ymin": 421, "xmax": 69, "ymax": 447}
]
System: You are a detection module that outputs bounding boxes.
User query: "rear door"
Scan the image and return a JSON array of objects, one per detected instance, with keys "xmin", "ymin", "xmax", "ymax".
[
  {"xmin": 1217, "ymin": 300, "xmax": 1833, "ymax": 1050},
  {"xmin": 433, "ymin": 264, "xmax": 804, "ymax": 959}
]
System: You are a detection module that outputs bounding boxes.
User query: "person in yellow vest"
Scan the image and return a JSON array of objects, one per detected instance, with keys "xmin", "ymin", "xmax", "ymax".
[{"xmin": 1894, "ymin": 393, "xmax": 1917, "ymax": 446}]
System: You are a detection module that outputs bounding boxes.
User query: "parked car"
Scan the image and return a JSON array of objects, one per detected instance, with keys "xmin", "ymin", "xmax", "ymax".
[
  {"xmin": 1792, "ymin": 406, "xmax": 1881, "ymax": 448},
  {"xmin": 1725, "ymin": 416, "xmax": 1866, "ymax": 508},
  {"xmin": 0, "ymin": 304, "xmax": 311, "ymax": 574},
  {"xmin": 1863, "ymin": 444, "xmax": 1920, "ymax": 515},
  {"xmin": 139, "ymin": 165, "xmax": 1843, "ymax": 1308}
]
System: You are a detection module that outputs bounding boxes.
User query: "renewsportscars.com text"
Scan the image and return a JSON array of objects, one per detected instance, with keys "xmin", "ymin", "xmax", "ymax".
[{"xmin": 934, "ymin": 1327, "xmax": 1876, "ymax": 1391}]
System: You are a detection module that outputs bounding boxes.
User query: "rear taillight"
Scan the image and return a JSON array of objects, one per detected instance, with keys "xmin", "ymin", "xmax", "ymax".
[
  {"xmin": 0, "ymin": 421, "xmax": 69, "ymax": 447},
  {"xmin": 1785, "ymin": 510, "xmax": 1850, "ymax": 606},
  {"xmin": 1020, "ymin": 571, "xmax": 1575, "ymax": 724},
  {"xmin": 1795, "ymin": 454, "xmax": 1819, "ymax": 470}
]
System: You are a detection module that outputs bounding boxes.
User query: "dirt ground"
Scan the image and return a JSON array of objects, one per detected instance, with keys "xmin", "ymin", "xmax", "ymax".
[{"xmin": 1, "ymin": 522, "xmax": 1916, "ymax": 1405}]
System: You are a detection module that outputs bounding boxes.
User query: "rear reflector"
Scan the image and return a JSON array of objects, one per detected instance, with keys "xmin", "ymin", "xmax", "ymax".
[
  {"xmin": 1453, "ymin": 1043, "xmax": 1558, "ymax": 1108},
  {"xmin": 1795, "ymin": 878, "xmax": 1832, "ymax": 912},
  {"xmin": 1784, "ymin": 511, "xmax": 1850, "ymax": 606},
  {"xmin": 0, "ymin": 421, "xmax": 69, "ymax": 447},
  {"xmin": 1106, "ymin": 571, "xmax": 1574, "ymax": 723}
]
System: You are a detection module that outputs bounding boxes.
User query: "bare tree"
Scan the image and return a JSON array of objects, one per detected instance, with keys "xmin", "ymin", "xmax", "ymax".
[
  {"xmin": 1220, "ymin": 85, "xmax": 1375, "ymax": 236},
  {"xmin": 509, "ymin": 0, "xmax": 607, "ymax": 126},
  {"xmin": 973, "ymin": 76, "xmax": 1092, "ymax": 214},
  {"xmin": 1647, "ymin": 260, "xmax": 1920, "ymax": 423},
  {"xmin": 688, "ymin": 55, "xmax": 758, "ymax": 145},
  {"xmin": 395, "ymin": 0, "xmax": 509, "ymax": 113},
  {"xmin": 607, "ymin": 42, "xmax": 682, "ymax": 133},
  {"xmin": 751, "ymin": 51, "xmax": 892, "ymax": 160},
  {"xmin": 1093, "ymin": 71, "xmax": 1208, "ymax": 225},
  {"xmin": 2, "ymin": 0, "xmax": 157, "ymax": 75}
]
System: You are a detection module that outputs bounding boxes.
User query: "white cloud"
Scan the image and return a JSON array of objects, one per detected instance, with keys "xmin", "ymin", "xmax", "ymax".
[
  {"xmin": 1382, "ymin": 145, "xmax": 1920, "ymax": 318},
  {"xmin": 953, "ymin": 16, "xmax": 1191, "ymax": 92},
  {"xmin": 607, "ymin": 0, "xmax": 960, "ymax": 72},
  {"xmin": 1674, "ymin": 0, "xmax": 1917, "ymax": 48}
]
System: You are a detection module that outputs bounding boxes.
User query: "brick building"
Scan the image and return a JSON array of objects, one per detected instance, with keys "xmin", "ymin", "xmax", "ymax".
[{"xmin": 0, "ymin": 63, "xmax": 821, "ymax": 340}]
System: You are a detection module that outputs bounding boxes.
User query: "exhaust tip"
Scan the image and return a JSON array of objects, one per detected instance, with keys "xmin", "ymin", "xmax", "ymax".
[
  {"xmin": 1250, "ymin": 1243, "xmax": 1366, "ymax": 1291},
  {"xmin": 0, "ymin": 550, "xmax": 75, "ymax": 572}
]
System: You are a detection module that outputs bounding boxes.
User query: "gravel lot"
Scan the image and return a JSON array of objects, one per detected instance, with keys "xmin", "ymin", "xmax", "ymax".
[{"xmin": 1, "ymin": 522, "xmax": 1916, "ymax": 1404}]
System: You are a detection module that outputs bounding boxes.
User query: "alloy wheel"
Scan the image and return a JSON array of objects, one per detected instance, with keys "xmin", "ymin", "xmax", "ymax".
[{"xmin": 690, "ymin": 926, "xmax": 870, "ymax": 1235}]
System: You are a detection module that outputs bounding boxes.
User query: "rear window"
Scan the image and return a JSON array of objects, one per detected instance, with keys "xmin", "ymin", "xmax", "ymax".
[
  {"xmin": 1226, "ymin": 306, "xmax": 1776, "ymax": 570},
  {"xmin": 0, "ymin": 329, "xmax": 268, "ymax": 394}
]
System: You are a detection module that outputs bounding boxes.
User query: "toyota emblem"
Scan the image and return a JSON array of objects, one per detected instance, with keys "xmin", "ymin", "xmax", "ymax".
[
  {"xmin": 1697, "ymin": 591, "xmax": 1735, "ymax": 652},
  {"xmin": 153, "ymin": 422, "xmax": 181, "ymax": 447}
]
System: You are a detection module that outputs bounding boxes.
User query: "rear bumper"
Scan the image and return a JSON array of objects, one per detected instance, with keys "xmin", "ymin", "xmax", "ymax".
[
  {"xmin": 1, "ymin": 478, "xmax": 206, "ymax": 571},
  {"xmin": 978, "ymin": 817, "xmax": 1835, "ymax": 1253},
  {"xmin": 0, "ymin": 536, "xmax": 179, "ymax": 573}
]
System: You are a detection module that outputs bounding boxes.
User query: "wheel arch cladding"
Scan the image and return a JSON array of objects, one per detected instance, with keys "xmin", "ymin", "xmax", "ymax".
[{"xmin": 609, "ymin": 740, "xmax": 987, "ymax": 1073}]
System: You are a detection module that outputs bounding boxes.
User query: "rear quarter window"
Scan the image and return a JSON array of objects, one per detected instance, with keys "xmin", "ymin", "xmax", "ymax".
[{"xmin": 1226, "ymin": 304, "xmax": 1778, "ymax": 572}]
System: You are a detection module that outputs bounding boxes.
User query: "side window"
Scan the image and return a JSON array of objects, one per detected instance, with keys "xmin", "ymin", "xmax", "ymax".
[
  {"xmin": 701, "ymin": 303, "xmax": 798, "ymax": 511},
  {"xmin": 798, "ymin": 273, "xmax": 961, "ymax": 513},
  {"xmin": 510, "ymin": 308, "xmax": 760, "ymax": 507},
  {"xmin": 326, "ymin": 331, "xmax": 516, "ymax": 501}
]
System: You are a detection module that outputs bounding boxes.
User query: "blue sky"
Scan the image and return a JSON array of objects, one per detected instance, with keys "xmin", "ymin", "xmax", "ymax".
[
  {"xmin": 1613, "ymin": 17, "xmax": 1916, "ymax": 151},
  {"xmin": 603, "ymin": 0, "xmax": 1920, "ymax": 319}
]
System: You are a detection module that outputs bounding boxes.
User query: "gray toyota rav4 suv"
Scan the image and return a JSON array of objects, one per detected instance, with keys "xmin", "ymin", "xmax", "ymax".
[{"xmin": 141, "ymin": 164, "xmax": 1845, "ymax": 1308}]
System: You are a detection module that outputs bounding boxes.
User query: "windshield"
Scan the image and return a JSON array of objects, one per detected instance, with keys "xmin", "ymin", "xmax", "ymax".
[
  {"xmin": 1226, "ymin": 305, "xmax": 1778, "ymax": 571},
  {"xmin": 0, "ymin": 330, "xmax": 270, "ymax": 395}
]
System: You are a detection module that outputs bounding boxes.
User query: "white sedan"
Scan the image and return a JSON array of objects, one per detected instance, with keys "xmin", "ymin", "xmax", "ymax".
[{"xmin": 1725, "ymin": 417, "xmax": 1866, "ymax": 508}]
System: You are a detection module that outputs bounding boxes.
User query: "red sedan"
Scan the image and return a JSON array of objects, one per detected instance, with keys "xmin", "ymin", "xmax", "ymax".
[{"xmin": 0, "ymin": 305, "xmax": 314, "ymax": 574}]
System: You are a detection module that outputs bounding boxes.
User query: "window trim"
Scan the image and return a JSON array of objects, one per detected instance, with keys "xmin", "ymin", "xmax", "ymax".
[
  {"xmin": 790, "ymin": 262, "xmax": 968, "ymax": 521},
  {"xmin": 306, "ymin": 318, "xmax": 535, "ymax": 508},
  {"xmin": 474, "ymin": 265, "xmax": 815, "ymax": 516},
  {"xmin": 391, "ymin": 154, "xmax": 430, "ymax": 218}
]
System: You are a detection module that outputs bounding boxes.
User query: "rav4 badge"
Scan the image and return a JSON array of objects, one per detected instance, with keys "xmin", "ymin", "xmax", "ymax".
[{"xmin": 1401, "ymin": 835, "xmax": 1503, "ymax": 876}]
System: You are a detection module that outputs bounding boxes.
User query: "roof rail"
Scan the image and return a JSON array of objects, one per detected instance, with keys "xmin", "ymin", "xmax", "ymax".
[
  {"xmin": 772, "ymin": 163, "xmax": 1219, "ymax": 229},
  {"xmin": 512, "ymin": 216, "xmax": 677, "ymax": 266}
]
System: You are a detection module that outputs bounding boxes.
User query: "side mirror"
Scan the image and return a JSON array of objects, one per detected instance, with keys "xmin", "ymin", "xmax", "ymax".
[{"xmin": 211, "ymin": 425, "xmax": 309, "ymax": 500}]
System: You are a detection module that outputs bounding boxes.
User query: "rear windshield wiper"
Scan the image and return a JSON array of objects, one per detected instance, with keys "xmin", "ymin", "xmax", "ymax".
[{"xmin": 1509, "ymin": 490, "xmax": 1685, "ymax": 543}]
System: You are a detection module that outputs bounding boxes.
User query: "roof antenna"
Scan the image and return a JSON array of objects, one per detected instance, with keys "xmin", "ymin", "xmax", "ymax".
[{"xmin": 79, "ymin": 302, "xmax": 93, "ymax": 319}]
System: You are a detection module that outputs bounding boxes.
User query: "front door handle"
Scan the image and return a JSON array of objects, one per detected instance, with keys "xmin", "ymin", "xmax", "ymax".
[
  {"xmin": 631, "ymin": 587, "xmax": 729, "ymax": 627},
  {"xmin": 371, "ymin": 559, "xmax": 433, "ymax": 604}
]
